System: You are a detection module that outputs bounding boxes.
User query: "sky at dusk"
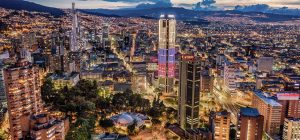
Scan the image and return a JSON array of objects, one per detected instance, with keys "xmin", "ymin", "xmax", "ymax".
[{"xmin": 25, "ymin": 0, "xmax": 300, "ymax": 9}]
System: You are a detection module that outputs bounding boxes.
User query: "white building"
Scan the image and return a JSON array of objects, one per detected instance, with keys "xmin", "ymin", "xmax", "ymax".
[{"xmin": 224, "ymin": 62, "xmax": 239, "ymax": 93}]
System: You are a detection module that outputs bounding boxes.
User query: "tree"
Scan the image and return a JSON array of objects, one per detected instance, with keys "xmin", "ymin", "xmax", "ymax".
[
  {"xmin": 99, "ymin": 119, "xmax": 114, "ymax": 131},
  {"xmin": 111, "ymin": 92, "xmax": 129, "ymax": 111},
  {"xmin": 65, "ymin": 127, "xmax": 89, "ymax": 140},
  {"xmin": 230, "ymin": 129, "xmax": 236, "ymax": 140},
  {"xmin": 148, "ymin": 97, "xmax": 165, "ymax": 118},
  {"xmin": 41, "ymin": 78, "xmax": 56, "ymax": 104},
  {"xmin": 127, "ymin": 120, "xmax": 137, "ymax": 135}
]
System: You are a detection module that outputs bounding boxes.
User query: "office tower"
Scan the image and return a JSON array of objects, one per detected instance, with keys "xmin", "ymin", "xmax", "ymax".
[
  {"xmin": 277, "ymin": 92, "xmax": 300, "ymax": 124},
  {"xmin": 257, "ymin": 56, "xmax": 274, "ymax": 73},
  {"xmin": 102, "ymin": 23, "xmax": 109, "ymax": 48},
  {"xmin": 224, "ymin": 62, "xmax": 238, "ymax": 92},
  {"xmin": 209, "ymin": 111, "xmax": 230, "ymax": 140},
  {"xmin": 49, "ymin": 45, "xmax": 73, "ymax": 73},
  {"xmin": 158, "ymin": 14, "xmax": 176, "ymax": 95},
  {"xmin": 252, "ymin": 91, "xmax": 282, "ymax": 136},
  {"xmin": 236, "ymin": 108, "xmax": 264, "ymax": 140},
  {"xmin": 70, "ymin": 2, "xmax": 78, "ymax": 51},
  {"xmin": 282, "ymin": 118, "xmax": 300, "ymax": 140},
  {"xmin": 178, "ymin": 54, "xmax": 201, "ymax": 129},
  {"xmin": 4, "ymin": 57, "xmax": 43, "ymax": 139}
]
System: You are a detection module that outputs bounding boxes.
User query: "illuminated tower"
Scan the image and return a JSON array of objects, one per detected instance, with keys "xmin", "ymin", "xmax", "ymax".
[
  {"xmin": 4, "ymin": 52, "xmax": 43, "ymax": 139},
  {"xmin": 70, "ymin": 2, "xmax": 78, "ymax": 51},
  {"xmin": 158, "ymin": 14, "xmax": 176, "ymax": 95},
  {"xmin": 178, "ymin": 54, "xmax": 201, "ymax": 129}
]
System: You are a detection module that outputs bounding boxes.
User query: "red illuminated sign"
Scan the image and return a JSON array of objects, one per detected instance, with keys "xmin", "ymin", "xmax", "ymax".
[
  {"xmin": 181, "ymin": 54, "xmax": 194, "ymax": 61},
  {"xmin": 277, "ymin": 92, "xmax": 300, "ymax": 100}
]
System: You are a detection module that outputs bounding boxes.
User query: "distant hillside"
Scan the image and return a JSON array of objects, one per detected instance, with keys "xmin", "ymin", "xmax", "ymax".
[
  {"xmin": 82, "ymin": 7, "xmax": 300, "ymax": 23},
  {"xmin": 0, "ymin": 0, "xmax": 64, "ymax": 17}
]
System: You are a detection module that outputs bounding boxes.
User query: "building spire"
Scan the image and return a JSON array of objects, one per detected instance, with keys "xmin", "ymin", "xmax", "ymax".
[{"xmin": 70, "ymin": 2, "xmax": 78, "ymax": 51}]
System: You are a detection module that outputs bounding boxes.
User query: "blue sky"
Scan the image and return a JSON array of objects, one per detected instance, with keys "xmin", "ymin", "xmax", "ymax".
[{"xmin": 25, "ymin": 0, "xmax": 300, "ymax": 9}]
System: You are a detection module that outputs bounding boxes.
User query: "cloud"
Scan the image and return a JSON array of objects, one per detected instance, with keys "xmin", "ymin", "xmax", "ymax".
[
  {"xmin": 102, "ymin": 0, "xmax": 168, "ymax": 3},
  {"xmin": 234, "ymin": 4, "xmax": 270, "ymax": 12},
  {"xmin": 234, "ymin": 4, "xmax": 300, "ymax": 16},
  {"xmin": 136, "ymin": 1, "xmax": 173, "ymax": 9},
  {"xmin": 194, "ymin": 0, "xmax": 218, "ymax": 11}
]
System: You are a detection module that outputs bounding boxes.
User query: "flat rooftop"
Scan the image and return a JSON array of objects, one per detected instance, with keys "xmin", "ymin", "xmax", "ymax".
[
  {"xmin": 255, "ymin": 91, "xmax": 282, "ymax": 107},
  {"xmin": 240, "ymin": 107, "xmax": 260, "ymax": 117}
]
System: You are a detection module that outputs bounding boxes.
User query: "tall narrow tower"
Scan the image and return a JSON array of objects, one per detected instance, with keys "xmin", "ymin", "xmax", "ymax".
[
  {"xmin": 70, "ymin": 2, "xmax": 78, "ymax": 51},
  {"xmin": 158, "ymin": 14, "xmax": 176, "ymax": 95},
  {"xmin": 178, "ymin": 54, "xmax": 201, "ymax": 129}
]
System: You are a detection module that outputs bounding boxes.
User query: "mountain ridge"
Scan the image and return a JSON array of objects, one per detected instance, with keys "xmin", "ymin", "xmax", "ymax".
[
  {"xmin": 0, "ymin": 0, "xmax": 64, "ymax": 17},
  {"xmin": 81, "ymin": 7, "xmax": 300, "ymax": 23}
]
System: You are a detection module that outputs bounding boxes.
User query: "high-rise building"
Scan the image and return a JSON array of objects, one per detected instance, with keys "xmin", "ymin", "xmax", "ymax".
[
  {"xmin": 209, "ymin": 111, "xmax": 230, "ymax": 140},
  {"xmin": 0, "ymin": 62, "xmax": 7, "ymax": 107},
  {"xmin": 101, "ymin": 23, "xmax": 110, "ymax": 48},
  {"xmin": 158, "ymin": 14, "xmax": 176, "ymax": 95},
  {"xmin": 49, "ymin": 44, "xmax": 75, "ymax": 73},
  {"xmin": 70, "ymin": 2, "xmax": 78, "ymax": 51},
  {"xmin": 178, "ymin": 54, "xmax": 201, "ymax": 129},
  {"xmin": 252, "ymin": 91, "xmax": 282, "ymax": 136},
  {"xmin": 224, "ymin": 62, "xmax": 239, "ymax": 92},
  {"xmin": 276, "ymin": 92, "xmax": 300, "ymax": 124},
  {"xmin": 4, "ymin": 58, "xmax": 44, "ymax": 139},
  {"xmin": 282, "ymin": 117, "xmax": 300, "ymax": 140},
  {"xmin": 257, "ymin": 57, "xmax": 274, "ymax": 73},
  {"xmin": 236, "ymin": 107, "xmax": 264, "ymax": 140}
]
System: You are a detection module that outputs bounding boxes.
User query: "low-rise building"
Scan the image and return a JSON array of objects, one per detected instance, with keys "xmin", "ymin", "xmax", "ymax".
[{"xmin": 49, "ymin": 72, "xmax": 80, "ymax": 89}]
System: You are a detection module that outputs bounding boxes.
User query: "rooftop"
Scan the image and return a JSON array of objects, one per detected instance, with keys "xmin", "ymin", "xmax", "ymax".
[
  {"xmin": 285, "ymin": 117, "xmax": 300, "ymax": 122},
  {"xmin": 240, "ymin": 107, "xmax": 260, "ymax": 117},
  {"xmin": 160, "ymin": 14, "xmax": 175, "ymax": 19},
  {"xmin": 255, "ymin": 91, "xmax": 282, "ymax": 107}
]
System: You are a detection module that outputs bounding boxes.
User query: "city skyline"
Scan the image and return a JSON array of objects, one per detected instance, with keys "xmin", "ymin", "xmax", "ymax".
[
  {"xmin": 25, "ymin": 0, "xmax": 300, "ymax": 9},
  {"xmin": 0, "ymin": 1, "xmax": 299, "ymax": 140}
]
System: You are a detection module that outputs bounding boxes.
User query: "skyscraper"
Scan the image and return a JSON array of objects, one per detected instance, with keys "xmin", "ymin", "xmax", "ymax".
[
  {"xmin": 102, "ymin": 23, "xmax": 109, "ymax": 48},
  {"xmin": 178, "ymin": 54, "xmax": 201, "ymax": 129},
  {"xmin": 209, "ymin": 111, "xmax": 231, "ymax": 140},
  {"xmin": 236, "ymin": 107, "xmax": 264, "ymax": 140},
  {"xmin": 70, "ymin": 2, "xmax": 78, "ymax": 51},
  {"xmin": 158, "ymin": 14, "xmax": 176, "ymax": 95},
  {"xmin": 4, "ymin": 56, "xmax": 43, "ymax": 139}
]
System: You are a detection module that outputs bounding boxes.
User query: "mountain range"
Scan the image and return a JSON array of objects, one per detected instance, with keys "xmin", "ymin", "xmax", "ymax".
[
  {"xmin": 0, "ymin": 0, "xmax": 299, "ymax": 23},
  {"xmin": 82, "ymin": 7, "xmax": 300, "ymax": 23},
  {"xmin": 0, "ymin": 0, "xmax": 64, "ymax": 17}
]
